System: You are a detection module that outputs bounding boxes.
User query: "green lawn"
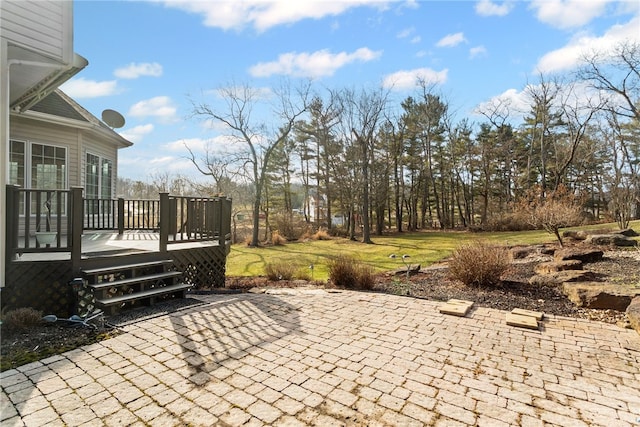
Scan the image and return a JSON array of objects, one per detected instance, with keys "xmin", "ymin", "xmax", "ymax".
[{"xmin": 225, "ymin": 220, "xmax": 640, "ymax": 281}]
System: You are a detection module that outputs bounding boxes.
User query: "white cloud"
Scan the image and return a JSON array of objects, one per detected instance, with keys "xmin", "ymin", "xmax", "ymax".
[
  {"xmin": 536, "ymin": 15, "xmax": 639, "ymax": 73},
  {"xmin": 59, "ymin": 78, "xmax": 118, "ymax": 98},
  {"xmin": 249, "ymin": 48, "xmax": 382, "ymax": 78},
  {"xmin": 436, "ymin": 32, "xmax": 467, "ymax": 48},
  {"xmin": 114, "ymin": 62, "xmax": 163, "ymax": 79},
  {"xmin": 397, "ymin": 27, "xmax": 415, "ymax": 39},
  {"xmin": 475, "ymin": 0, "xmax": 514, "ymax": 17},
  {"xmin": 159, "ymin": 0, "xmax": 388, "ymax": 32},
  {"xmin": 128, "ymin": 96, "xmax": 178, "ymax": 122},
  {"xmin": 119, "ymin": 124, "xmax": 154, "ymax": 143},
  {"xmin": 382, "ymin": 68, "xmax": 448, "ymax": 90},
  {"xmin": 474, "ymin": 88, "xmax": 530, "ymax": 122},
  {"xmin": 166, "ymin": 135, "xmax": 246, "ymax": 155},
  {"xmin": 410, "ymin": 36, "xmax": 421, "ymax": 44},
  {"xmin": 469, "ymin": 45, "xmax": 488, "ymax": 59},
  {"xmin": 529, "ymin": 0, "xmax": 611, "ymax": 29}
]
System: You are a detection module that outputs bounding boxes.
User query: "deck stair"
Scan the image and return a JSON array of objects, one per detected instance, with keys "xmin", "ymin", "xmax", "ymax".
[{"xmin": 81, "ymin": 259, "xmax": 190, "ymax": 315}]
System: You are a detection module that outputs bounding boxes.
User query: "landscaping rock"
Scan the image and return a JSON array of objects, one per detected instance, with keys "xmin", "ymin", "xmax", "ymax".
[
  {"xmin": 528, "ymin": 270, "xmax": 596, "ymax": 286},
  {"xmin": 585, "ymin": 234, "xmax": 638, "ymax": 247},
  {"xmin": 540, "ymin": 246, "xmax": 556, "ymax": 256},
  {"xmin": 554, "ymin": 247, "xmax": 604, "ymax": 263},
  {"xmin": 562, "ymin": 230, "xmax": 588, "ymax": 240},
  {"xmin": 389, "ymin": 264, "xmax": 421, "ymax": 276},
  {"xmin": 626, "ymin": 296, "xmax": 640, "ymax": 334},
  {"xmin": 510, "ymin": 247, "xmax": 532, "ymax": 259},
  {"xmin": 562, "ymin": 282, "xmax": 640, "ymax": 311},
  {"xmin": 534, "ymin": 260, "xmax": 582, "ymax": 275},
  {"xmin": 611, "ymin": 228, "xmax": 639, "ymax": 237}
]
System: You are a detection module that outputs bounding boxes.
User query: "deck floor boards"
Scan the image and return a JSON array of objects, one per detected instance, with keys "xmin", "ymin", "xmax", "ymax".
[{"xmin": 14, "ymin": 231, "xmax": 220, "ymax": 261}]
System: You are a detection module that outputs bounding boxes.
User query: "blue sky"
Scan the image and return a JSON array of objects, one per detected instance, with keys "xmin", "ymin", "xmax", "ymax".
[{"xmin": 62, "ymin": 0, "xmax": 640, "ymax": 182}]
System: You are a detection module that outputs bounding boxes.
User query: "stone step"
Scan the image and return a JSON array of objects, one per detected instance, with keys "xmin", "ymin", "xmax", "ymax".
[
  {"xmin": 506, "ymin": 312, "xmax": 539, "ymax": 330},
  {"xmin": 439, "ymin": 299, "xmax": 474, "ymax": 317}
]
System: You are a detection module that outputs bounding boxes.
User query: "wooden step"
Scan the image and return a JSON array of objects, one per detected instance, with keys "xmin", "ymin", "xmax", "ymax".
[
  {"xmin": 82, "ymin": 259, "xmax": 174, "ymax": 276},
  {"xmin": 96, "ymin": 283, "xmax": 191, "ymax": 307},
  {"xmin": 88, "ymin": 271, "xmax": 183, "ymax": 290}
]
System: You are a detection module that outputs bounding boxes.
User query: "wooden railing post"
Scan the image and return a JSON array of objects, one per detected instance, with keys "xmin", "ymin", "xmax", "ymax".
[
  {"xmin": 6, "ymin": 185, "xmax": 20, "ymax": 262},
  {"xmin": 159, "ymin": 192, "xmax": 169, "ymax": 252},
  {"xmin": 220, "ymin": 197, "xmax": 232, "ymax": 247},
  {"xmin": 117, "ymin": 198, "xmax": 125, "ymax": 234},
  {"xmin": 71, "ymin": 187, "xmax": 84, "ymax": 268}
]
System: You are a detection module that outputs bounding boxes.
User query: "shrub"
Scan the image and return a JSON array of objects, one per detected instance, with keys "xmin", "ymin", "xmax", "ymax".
[
  {"xmin": 264, "ymin": 262, "xmax": 296, "ymax": 281},
  {"xmin": 271, "ymin": 231, "xmax": 287, "ymax": 246},
  {"xmin": 1, "ymin": 307, "xmax": 43, "ymax": 333},
  {"xmin": 484, "ymin": 211, "xmax": 536, "ymax": 232},
  {"xmin": 329, "ymin": 255, "xmax": 375, "ymax": 290},
  {"xmin": 517, "ymin": 185, "xmax": 584, "ymax": 247},
  {"xmin": 272, "ymin": 213, "xmax": 309, "ymax": 241},
  {"xmin": 311, "ymin": 228, "xmax": 332, "ymax": 241},
  {"xmin": 448, "ymin": 241, "xmax": 510, "ymax": 287}
]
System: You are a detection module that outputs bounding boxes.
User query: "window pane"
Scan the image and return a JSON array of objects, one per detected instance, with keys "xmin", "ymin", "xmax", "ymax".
[
  {"xmin": 9, "ymin": 140, "xmax": 25, "ymax": 187},
  {"xmin": 31, "ymin": 143, "xmax": 67, "ymax": 214},
  {"xmin": 86, "ymin": 153, "xmax": 99, "ymax": 199},
  {"xmin": 101, "ymin": 159, "xmax": 113, "ymax": 198}
]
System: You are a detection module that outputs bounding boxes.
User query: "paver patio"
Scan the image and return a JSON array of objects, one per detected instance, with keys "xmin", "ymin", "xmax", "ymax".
[{"xmin": 2, "ymin": 290, "xmax": 639, "ymax": 426}]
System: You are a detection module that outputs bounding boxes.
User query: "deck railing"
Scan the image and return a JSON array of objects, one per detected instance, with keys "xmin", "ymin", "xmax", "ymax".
[{"xmin": 6, "ymin": 185, "xmax": 232, "ymax": 266}]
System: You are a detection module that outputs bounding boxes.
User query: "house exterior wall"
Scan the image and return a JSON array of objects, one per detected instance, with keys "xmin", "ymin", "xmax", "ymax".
[
  {"xmin": 10, "ymin": 115, "xmax": 83, "ymax": 187},
  {"xmin": 0, "ymin": 1, "xmax": 72, "ymax": 63},
  {"xmin": 10, "ymin": 115, "xmax": 120, "ymax": 192}
]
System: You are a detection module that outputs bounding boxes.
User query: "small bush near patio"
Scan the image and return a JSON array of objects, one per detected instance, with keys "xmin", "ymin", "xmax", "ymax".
[
  {"xmin": 264, "ymin": 262, "xmax": 297, "ymax": 281},
  {"xmin": 449, "ymin": 241, "xmax": 510, "ymax": 287},
  {"xmin": 329, "ymin": 255, "xmax": 375, "ymax": 290},
  {"xmin": 1, "ymin": 307, "xmax": 43, "ymax": 333}
]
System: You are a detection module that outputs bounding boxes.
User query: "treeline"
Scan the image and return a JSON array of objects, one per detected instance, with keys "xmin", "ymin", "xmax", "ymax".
[{"xmin": 183, "ymin": 42, "xmax": 640, "ymax": 243}]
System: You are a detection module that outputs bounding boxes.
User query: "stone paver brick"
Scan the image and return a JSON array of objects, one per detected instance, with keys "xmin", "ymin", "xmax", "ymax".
[
  {"xmin": 225, "ymin": 389, "xmax": 258, "ymax": 409},
  {"xmin": 247, "ymin": 400, "xmax": 282, "ymax": 423},
  {"xmin": 178, "ymin": 405, "xmax": 216, "ymax": 427},
  {"xmin": 20, "ymin": 405, "xmax": 61, "ymax": 427},
  {"xmin": 302, "ymin": 378, "xmax": 334, "ymax": 396},
  {"xmin": 274, "ymin": 396, "xmax": 305, "ymax": 415}
]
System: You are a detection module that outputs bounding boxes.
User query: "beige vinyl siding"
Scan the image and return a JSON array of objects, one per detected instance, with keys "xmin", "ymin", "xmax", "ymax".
[
  {"xmin": 10, "ymin": 116, "xmax": 81, "ymax": 187},
  {"xmin": 0, "ymin": 1, "xmax": 72, "ymax": 63}
]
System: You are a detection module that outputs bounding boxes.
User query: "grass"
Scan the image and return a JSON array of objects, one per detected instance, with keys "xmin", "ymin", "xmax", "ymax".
[{"xmin": 225, "ymin": 220, "xmax": 640, "ymax": 281}]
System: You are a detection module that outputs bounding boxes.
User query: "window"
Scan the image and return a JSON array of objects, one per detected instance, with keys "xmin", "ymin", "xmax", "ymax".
[
  {"xmin": 101, "ymin": 158, "xmax": 113, "ymax": 199},
  {"xmin": 9, "ymin": 140, "xmax": 67, "ymax": 215},
  {"xmin": 86, "ymin": 153, "xmax": 99, "ymax": 199},
  {"xmin": 9, "ymin": 140, "xmax": 25, "ymax": 187},
  {"xmin": 31, "ymin": 143, "xmax": 66, "ymax": 190},
  {"xmin": 85, "ymin": 153, "xmax": 113, "ymax": 199}
]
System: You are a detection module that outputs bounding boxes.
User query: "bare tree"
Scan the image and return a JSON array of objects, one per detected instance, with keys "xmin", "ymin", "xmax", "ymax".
[
  {"xmin": 184, "ymin": 143, "xmax": 233, "ymax": 195},
  {"xmin": 579, "ymin": 41, "xmax": 640, "ymax": 121},
  {"xmin": 337, "ymin": 87, "xmax": 389, "ymax": 244},
  {"xmin": 191, "ymin": 81, "xmax": 309, "ymax": 246}
]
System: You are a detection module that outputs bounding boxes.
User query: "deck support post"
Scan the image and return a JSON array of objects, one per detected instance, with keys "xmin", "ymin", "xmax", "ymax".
[
  {"xmin": 159, "ymin": 192, "xmax": 169, "ymax": 253},
  {"xmin": 71, "ymin": 187, "xmax": 84, "ymax": 269},
  {"xmin": 6, "ymin": 185, "xmax": 19, "ymax": 262},
  {"xmin": 117, "ymin": 198, "xmax": 125, "ymax": 234}
]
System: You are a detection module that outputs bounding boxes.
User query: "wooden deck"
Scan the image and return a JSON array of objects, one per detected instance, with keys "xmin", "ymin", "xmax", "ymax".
[{"xmin": 14, "ymin": 230, "xmax": 222, "ymax": 261}]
